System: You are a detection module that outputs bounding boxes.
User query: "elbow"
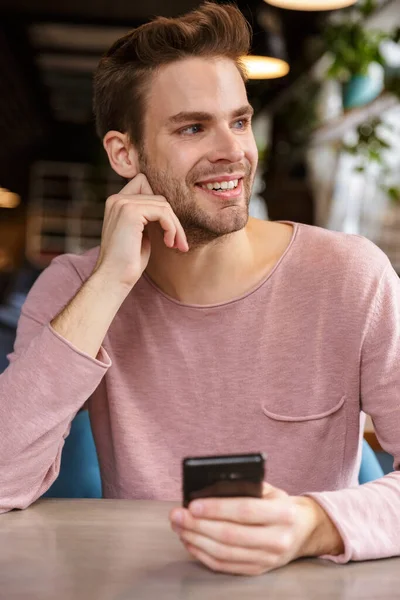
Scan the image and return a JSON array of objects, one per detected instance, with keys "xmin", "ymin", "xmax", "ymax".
[{"xmin": 0, "ymin": 459, "xmax": 61, "ymax": 514}]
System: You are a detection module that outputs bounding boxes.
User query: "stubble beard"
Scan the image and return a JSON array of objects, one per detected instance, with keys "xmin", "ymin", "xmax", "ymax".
[{"xmin": 138, "ymin": 149, "xmax": 253, "ymax": 250}]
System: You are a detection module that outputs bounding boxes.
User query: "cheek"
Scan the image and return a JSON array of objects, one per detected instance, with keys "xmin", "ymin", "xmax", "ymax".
[
  {"xmin": 164, "ymin": 141, "xmax": 199, "ymax": 174},
  {"xmin": 246, "ymin": 138, "xmax": 259, "ymax": 171}
]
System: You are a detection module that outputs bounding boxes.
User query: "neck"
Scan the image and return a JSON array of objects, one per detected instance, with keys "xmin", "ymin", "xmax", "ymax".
[{"xmin": 145, "ymin": 219, "xmax": 261, "ymax": 305}]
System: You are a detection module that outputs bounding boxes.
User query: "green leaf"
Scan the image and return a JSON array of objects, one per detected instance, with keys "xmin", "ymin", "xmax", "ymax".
[
  {"xmin": 387, "ymin": 187, "xmax": 400, "ymax": 202},
  {"xmin": 323, "ymin": 18, "xmax": 390, "ymax": 78}
]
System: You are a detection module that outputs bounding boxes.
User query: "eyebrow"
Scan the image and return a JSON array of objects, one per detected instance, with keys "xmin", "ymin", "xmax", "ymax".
[{"xmin": 166, "ymin": 104, "xmax": 254, "ymax": 127}]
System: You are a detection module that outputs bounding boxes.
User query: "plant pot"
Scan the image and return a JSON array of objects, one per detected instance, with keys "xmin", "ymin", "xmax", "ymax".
[{"xmin": 342, "ymin": 63, "xmax": 384, "ymax": 110}]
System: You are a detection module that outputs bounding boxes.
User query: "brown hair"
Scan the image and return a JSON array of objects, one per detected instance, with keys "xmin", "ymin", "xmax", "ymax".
[{"xmin": 93, "ymin": 2, "xmax": 251, "ymax": 146}]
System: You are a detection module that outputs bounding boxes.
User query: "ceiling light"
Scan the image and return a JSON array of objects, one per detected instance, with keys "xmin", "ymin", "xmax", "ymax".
[
  {"xmin": 240, "ymin": 7, "xmax": 290, "ymax": 80},
  {"xmin": 241, "ymin": 55, "xmax": 290, "ymax": 79},
  {"xmin": 264, "ymin": 0, "xmax": 357, "ymax": 10},
  {"xmin": 0, "ymin": 188, "xmax": 21, "ymax": 209}
]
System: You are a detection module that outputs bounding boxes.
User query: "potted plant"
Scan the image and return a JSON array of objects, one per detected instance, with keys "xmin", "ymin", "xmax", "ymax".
[
  {"xmin": 321, "ymin": 0, "xmax": 399, "ymax": 109},
  {"xmin": 324, "ymin": 20, "xmax": 390, "ymax": 109}
]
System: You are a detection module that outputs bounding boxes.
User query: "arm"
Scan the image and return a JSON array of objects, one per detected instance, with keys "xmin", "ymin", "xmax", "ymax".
[
  {"xmin": 304, "ymin": 261, "xmax": 400, "ymax": 563},
  {"xmin": 0, "ymin": 173, "xmax": 188, "ymax": 514},
  {"xmin": 50, "ymin": 268, "xmax": 129, "ymax": 359},
  {"xmin": 0, "ymin": 257, "xmax": 128, "ymax": 513}
]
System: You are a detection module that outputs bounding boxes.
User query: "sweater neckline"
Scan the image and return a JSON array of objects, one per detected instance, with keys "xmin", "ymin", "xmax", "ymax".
[{"xmin": 142, "ymin": 220, "xmax": 299, "ymax": 309}]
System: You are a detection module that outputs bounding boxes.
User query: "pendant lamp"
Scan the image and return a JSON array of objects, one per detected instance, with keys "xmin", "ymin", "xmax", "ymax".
[
  {"xmin": 241, "ymin": 55, "xmax": 290, "ymax": 79},
  {"xmin": 264, "ymin": 0, "xmax": 357, "ymax": 10},
  {"xmin": 241, "ymin": 7, "xmax": 290, "ymax": 79}
]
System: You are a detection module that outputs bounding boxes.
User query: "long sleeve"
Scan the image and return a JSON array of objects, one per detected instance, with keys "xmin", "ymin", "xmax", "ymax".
[
  {"xmin": 305, "ymin": 260, "xmax": 400, "ymax": 563},
  {"xmin": 0, "ymin": 254, "xmax": 111, "ymax": 513}
]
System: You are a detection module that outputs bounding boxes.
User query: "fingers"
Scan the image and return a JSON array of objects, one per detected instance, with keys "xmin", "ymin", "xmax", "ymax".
[
  {"xmin": 182, "ymin": 544, "xmax": 268, "ymax": 576},
  {"xmin": 171, "ymin": 512, "xmax": 290, "ymax": 551},
  {"xmin": 139, "ymin": 202, "xmax": 188, "ymax": 251},
  {"xmin": 158, "ymin": 204, "xmax": 188, "ymax": 251},
  {"xmin": 107, "ymin": 196, "xmax": 188, "ymax": 252},
  {"xmin": 120, "ymin": 173, "xmax": 154, "ymax": 196},
  {"xmin": 262, "ymin": 482, "xmax": 288, "ymax": 500},
  {"xmin": 181, "ymin": 495, "xmax": 294, "ymax": 526},
  {"xmin": 178, "ymin": 529, "xmax": 272, "ymax": 564},
  {"xmin": 146, "ymin": 206, "xmax": 180, "ymax": 249}
]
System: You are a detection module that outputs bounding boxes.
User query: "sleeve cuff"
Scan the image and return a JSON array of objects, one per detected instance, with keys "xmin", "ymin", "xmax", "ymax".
[{"xmin": 47, "ymin": 323, "xmax": 112, "ymax": 368}]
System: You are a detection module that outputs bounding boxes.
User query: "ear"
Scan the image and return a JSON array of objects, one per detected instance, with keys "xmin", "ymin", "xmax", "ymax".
[{"xmin": 103, "ymin": 131, "xmax": 139, "ymax": 179}]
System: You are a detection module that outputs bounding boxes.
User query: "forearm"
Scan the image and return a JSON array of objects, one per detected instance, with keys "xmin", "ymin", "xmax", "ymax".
[
  {"xmin": 51, "ymin": 271, "xmax": 131, "ymax": 359},
  {"xmin": 0, "ymin": 325, "xmax": 110, "ymax": 512},
  {"xmin": 303, "ymin": 473, "xmax": 400, "ymax": 563}
]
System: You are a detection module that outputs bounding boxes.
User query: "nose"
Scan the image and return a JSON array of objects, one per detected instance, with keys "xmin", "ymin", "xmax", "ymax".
[{"xmin": 206, "ymin": 127, "xmax": 245, "ymax": 164}]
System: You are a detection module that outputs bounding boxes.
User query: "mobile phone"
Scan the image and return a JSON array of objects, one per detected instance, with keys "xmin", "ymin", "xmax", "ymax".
[{"xmin": 182, "ymin": 452, "xmax": 266, "ymax": 508}]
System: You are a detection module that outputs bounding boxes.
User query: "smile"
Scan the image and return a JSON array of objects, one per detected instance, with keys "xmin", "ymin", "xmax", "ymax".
[
  {"xmin": 199, "ymin": 179, "xmax": 239, "ymax": 191},
  {"xmin": 195, "ymin": 178, "xmax": 243, "ymax": 199}
]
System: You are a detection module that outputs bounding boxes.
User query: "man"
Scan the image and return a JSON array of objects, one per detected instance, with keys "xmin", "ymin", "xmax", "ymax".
[{"xmin": 0, "ymin": 2, "xmax": 399, "ymax": 576}]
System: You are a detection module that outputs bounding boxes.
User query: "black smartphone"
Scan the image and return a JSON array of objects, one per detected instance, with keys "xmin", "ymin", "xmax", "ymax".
[{"xmin": 182, "ymin": 452, "xmax": 266, "ymax": 508}]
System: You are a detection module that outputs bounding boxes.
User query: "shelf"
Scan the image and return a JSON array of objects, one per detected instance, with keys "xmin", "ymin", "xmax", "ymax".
[
  {"xmin": 310, "ymin": 93, "xmax": 399, "ymax": 146},
  {"xmin": 27, "ymin": 161, "xmax": 123, "ymax": 267}
]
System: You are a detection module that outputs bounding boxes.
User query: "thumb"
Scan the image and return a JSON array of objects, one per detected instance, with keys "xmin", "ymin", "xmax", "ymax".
[{"xmin": 262, "ymin": 481, "xmax": 288, "ymax": 500}]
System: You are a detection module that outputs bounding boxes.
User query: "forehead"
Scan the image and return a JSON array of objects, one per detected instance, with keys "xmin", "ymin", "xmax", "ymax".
[{"xmin": 145, "ymin": 57, "xmax": 248, "ymax": 124}]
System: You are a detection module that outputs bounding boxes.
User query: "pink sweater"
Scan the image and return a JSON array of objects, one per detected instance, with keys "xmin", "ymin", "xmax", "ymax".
[{"xmin": 1, "ymin": 221, "xmax": 399, "ymax": 564}]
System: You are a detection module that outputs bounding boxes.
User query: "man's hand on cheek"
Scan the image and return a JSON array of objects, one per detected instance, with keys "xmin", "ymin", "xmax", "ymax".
[{"xmin": 169, "ymin": 483, "xmax": 344, "ymax": 576}]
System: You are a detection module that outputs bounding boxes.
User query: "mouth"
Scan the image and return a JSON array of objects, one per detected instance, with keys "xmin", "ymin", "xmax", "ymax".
[{"xmin": 195, "ymin": 177, "xmax": 244, "ymax": 199}]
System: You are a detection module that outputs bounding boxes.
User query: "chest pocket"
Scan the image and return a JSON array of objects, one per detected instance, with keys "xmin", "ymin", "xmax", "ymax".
[
  {"xmin": 262, "ymin": 395, "xmax": 345, "ymax": 422},
  {"xmin": 260, "ymin": 395, "xmax": 347, "ymax": 495}
]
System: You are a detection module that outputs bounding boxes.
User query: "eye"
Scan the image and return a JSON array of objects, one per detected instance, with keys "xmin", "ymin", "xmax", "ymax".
[
  {"xmin": 179, "ymin": 124, "xmax": 203, "ymax": 135},
  {"xmin": 233, "ymin": 118, "xmax": 250, "ymax": 130}
]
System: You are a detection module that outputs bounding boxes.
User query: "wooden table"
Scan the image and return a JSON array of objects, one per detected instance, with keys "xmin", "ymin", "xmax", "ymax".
[{"xmin": 1, "ymin": 499, "xmax": 399, "ymax": 600}]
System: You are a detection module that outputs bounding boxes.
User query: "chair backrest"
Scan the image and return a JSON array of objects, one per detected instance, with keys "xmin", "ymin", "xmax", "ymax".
[
  {"xmin": 43, "ymin": 410, "xmax": 102, "ymax": 499},
  {"xmin": 359, "ymin": 438, "xmax": 384, "ymax": 484}
]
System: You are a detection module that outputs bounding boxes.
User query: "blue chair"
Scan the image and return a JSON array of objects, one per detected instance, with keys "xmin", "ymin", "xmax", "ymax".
[
  {"xmin": 359, "ymin": 438, "xmax": 384, "ymax": 484},
  {"xmin": 43, "ymin": 410, "xmax": 102, "ymax": 498}
]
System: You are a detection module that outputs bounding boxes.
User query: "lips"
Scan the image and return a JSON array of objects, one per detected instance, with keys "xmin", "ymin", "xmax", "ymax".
[{"xmin": 196, "ymin": 174, "xmax": 245, "ymax": 185}]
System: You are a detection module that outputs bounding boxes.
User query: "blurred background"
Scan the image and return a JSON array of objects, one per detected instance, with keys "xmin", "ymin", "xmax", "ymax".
[{"xmin": 0, "ymin": 0, "xmax": 399, "ymax": 469}]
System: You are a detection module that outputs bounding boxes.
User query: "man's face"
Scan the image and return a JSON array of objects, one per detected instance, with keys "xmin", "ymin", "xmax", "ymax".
[{"xmin": 138, "ymin": 57, "xmax": 258, "ymax": 247}]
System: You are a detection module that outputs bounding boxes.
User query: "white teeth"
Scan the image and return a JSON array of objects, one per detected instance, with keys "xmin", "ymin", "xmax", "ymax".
[{"xmin": 201, "ymin": 179, "xmax": 239, "ymax": 191}]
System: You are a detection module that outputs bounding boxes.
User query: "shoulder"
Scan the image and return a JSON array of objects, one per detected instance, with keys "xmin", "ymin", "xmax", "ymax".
[
  {"xmin": 21, "ymin": 246, "xmax": 101, "ymax": 322},
  {"xmin": 293, "ymin": 222, "xmax": 391, "ymax": 284},
  {"xmin": 49, "ymin": 246, "xmax": 101, "ymax": 282}
]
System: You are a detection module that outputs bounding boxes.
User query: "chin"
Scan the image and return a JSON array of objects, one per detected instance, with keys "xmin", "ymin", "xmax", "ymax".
[
  {"xmin": 186, "ymin": 210, "xmax": 249, "ymax": 244},
  {"xmin": 217, "ymin": 205, "xmax": 249, "ymax": 232},
  {"xmin": 218, "ymin": 214, "xmax": 248, "ymax": 235}
]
